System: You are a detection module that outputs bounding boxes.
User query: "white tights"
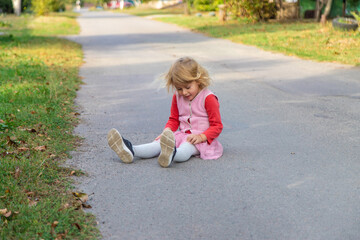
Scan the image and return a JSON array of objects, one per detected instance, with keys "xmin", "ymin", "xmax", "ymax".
[{"xmin": 133, "ymin": 141, "xmax": 199, "ymax": 162}]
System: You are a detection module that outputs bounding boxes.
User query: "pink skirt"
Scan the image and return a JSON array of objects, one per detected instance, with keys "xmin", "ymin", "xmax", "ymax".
[{"xmin": 174, "ymin": 131, "xmax": 223, "ymax": 160}]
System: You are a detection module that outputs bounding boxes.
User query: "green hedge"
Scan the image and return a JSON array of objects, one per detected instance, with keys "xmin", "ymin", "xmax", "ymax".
[{"xmin": 0, "ymin": 0, "xmax": 13, "ymax": 13}]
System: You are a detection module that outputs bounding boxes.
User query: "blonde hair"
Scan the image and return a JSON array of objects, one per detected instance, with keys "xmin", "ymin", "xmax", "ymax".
[{"xmin": 165, "ymin": 57, "xmax": 211, "ymax": 92}]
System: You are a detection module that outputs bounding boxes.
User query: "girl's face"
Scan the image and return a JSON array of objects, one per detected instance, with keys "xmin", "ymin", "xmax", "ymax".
[{"xmin": 175, "ymin": 81, "xmax": 201, "ymax": 101}]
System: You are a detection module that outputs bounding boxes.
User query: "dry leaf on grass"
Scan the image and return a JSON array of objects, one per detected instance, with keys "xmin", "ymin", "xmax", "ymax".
[
  {"xmin": 14, "ymin": 167, "xmax": 21, "ymax": 179},
  {"xmin": 0, "ymin": 208, "xmax": 12, "ymax": 217},
  {"xmin": 72, "ymin": 192, "xmax": 92, "ymax": 209},
  {"xmin": 6, "ymin": 136, "xmax": 18, "ymax": 146},
  {"xmin": 25, "ymin": 191, "xmax": 35, "ymax": 197},
  {"xmin": 51, "ymin": 221, "xmax": 59, "ymax": 236},
  {"xmin": 18, "ymin": 147, "xmax": 29, "ymax": 151},
  {"xmin": 28, "ymin": 199, "xmax": 38, "ymax": 207},
  {"xmin": 73, "ymin": 223, "xmax": 81, "ymax": 231},
  {"xmin": 72, "ymin": 192, "xmax": 88, "ymax": 203},
  {"xmin": 34, "ymin": 145, "xmax": 47, "ymax": 151}
]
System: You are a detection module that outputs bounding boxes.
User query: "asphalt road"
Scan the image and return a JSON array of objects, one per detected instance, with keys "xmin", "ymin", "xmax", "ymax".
[{"xmin": 67, "ymin": 10, "xmax": 360, "ymax": 240}]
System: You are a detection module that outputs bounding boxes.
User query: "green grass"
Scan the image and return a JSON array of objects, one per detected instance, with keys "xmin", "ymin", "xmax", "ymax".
[
  {"xmin": 123, "ymin": 8, "xmax": 360, "ymax": 65},
  {"xmin": 0, "ymin": 13, "xmax": 99, "ymax": 239}
]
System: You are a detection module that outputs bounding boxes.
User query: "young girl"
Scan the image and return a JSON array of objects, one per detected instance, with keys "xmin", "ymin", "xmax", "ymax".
[{"xmin": 107, "ymin": 57, "xmax": 223, "ymax": 168}]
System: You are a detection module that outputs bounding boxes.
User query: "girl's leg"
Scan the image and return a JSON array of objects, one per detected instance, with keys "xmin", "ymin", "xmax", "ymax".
[
  {"xmin": 133, "ymin": 141, "xmax": 161, "ymax": 159},
  {"xmin": 107, "ymin": 128, "xmax": 134, "ymax": 163},
  {"xmin": 174, "ymin": 142, "xmax": 199, "ymax": 163}
]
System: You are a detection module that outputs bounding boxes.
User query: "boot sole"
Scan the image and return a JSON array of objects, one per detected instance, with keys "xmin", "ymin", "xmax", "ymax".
[
  {"xmin": 158, "ymin": 129, "xmax": 175, "ymax": 168},
  {"xmin": 107, "ymin": 128, "xmax": 133, "ymax": 163}
]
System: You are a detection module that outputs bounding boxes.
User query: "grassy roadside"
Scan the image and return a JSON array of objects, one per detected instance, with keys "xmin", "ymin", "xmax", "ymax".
[
  {"xmin": 122, "ymin": 8, "xmax": 360, "ymax": 66},
  {"xmin": 0, "ymin": 13, "xmax": 99, "ymax": 239}
]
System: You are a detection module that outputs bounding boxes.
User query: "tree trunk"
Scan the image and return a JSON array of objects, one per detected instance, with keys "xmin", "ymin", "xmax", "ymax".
[
  {"xmin": 183, "ymin": 0, "xmax": 190, "ymax": 15},
  {"xmin": 275, "ymin": 0, "xmax": 283, "ymax": 20},
  {"xmin": 320, "ymin": 0, "xmax": 333, "ymax": 25},
  {"xmin": 315, "ymin": 0, "xmax": 326, "ymax": 22},
  {"xmin": 12, "ymin": 0, "xmax": 21, "ymax": 16}
]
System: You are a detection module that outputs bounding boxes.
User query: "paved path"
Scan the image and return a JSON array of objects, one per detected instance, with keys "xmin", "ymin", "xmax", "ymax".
[{"xmin": 67, "ymin": 10, "xmax": 360, "ymax": 240}]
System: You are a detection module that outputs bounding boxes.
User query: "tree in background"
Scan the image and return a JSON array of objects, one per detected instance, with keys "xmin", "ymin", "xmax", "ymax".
[
  {"xmin": 194, "ymin": 0, "xmax": 223, "ymax": 11},
  {"xmin": 226, "ymin": 0, "xmax": 276, "ymax": 21},
  {"xmin": 183, "ymin": 0, "xmax": 191, "ymax": 15},
  {"xmin": 12, "ymin": 0, "xmax": 21, "ymax": 15},
  {"xmin": 0, "ymin": 0, "xmax": 14, "ymax": 13},
  {"xmin": 320, "ymin": 0, "xmax": 333, "ymax": 24},
  {"xmin": 31, "ymin": 0, "xmax": 67, "ymax": 15},
  {"xmin": 314, "ymin": 0, "xmax": 335, "ymax": 24},
  {"xmin": 1, "ymin": 0, "xmax": 32, "ymax": 14}
]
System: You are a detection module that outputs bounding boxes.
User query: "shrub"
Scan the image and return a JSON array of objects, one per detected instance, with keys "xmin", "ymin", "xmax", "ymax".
[
  {"xmin": 0, "ymin": 0, "xmax": 13, "ymax": 13},
  {"xmin": 32, "ymin": 0, "xmax": 53, "ymax": 15},
  {"xmin": 194, "ymin": 0, "xmax": 223, "ymax": 12},
  {"xmin": 351, "ymin": 11, "xmax": 360, "ymax": 23},
  {"xmin": 227, "ymin": 0, "xmax": 276, "ymax": 21},
  {"xmin": 31, "ymin": 0, "xmax": 66, "ymax": 15}
]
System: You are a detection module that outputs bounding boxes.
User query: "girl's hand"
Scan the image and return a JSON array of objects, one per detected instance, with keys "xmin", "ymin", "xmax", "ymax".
[
  {"xmin": 155, "ymin": 128, "xmax": 172, "ymax": 141},
  {"xmin": 186, "ymin": 134, "xmax": 207, "ymax": 145}
]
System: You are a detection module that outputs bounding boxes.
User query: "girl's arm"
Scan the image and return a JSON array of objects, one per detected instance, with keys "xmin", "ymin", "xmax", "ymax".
[
  {"xmin": 202, "ymin": 94, "xmax": 223, "ymax": 144},
  {"xmin": 164, "ymin": 94, "xmax": 180, "ymax": 131},
  {"xmin": 155, "ymin": 95, "xmax": 179, "ymax": 140}
]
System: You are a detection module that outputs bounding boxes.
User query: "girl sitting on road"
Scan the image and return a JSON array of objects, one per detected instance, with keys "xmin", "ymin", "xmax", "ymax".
[{"xmin": 107, "ymin": 56, "xmax": 223, "ymax": 168}]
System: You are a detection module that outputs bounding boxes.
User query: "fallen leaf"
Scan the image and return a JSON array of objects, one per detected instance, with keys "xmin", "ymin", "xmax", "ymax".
[
  {"xmin": 73, "ymin": 200, "xmax": 83, "ymax": 210},
  {"xmin": 27, "ymin": 128, "xmax": 37, "ymax": 133},
  {"xmin": 70, "ymin": 171, "xmax": 76, "ymax": 176},
  {"xmin": 51, "ymin": 221, "xmax": 59, "ymax": 235},
  {"xmin": 0, "ymin": 209, "xmax": 11, "ymax": 217},
  {"xmin": 73, "ymin": 223, "xmax": 81, "ymax": 231},
  {"xmin": 0, "ymin": 209, "xmax": 8, "ymax": 215},
  {"xmin": 25, "ymin": 191, "xmax": 35, "ymax": 197},
  {"xmin": 6, "ymin": 136, "xmax": 18, "ymax": 146},
  {"xmin": 82, "ymin": 203, "xmax": 92, "ymax": 209},
  {"xmin": 30, "ymin": 111, "xmax": 37, "ymax": 114},
  {"xmin": 28, "ymin": 199, "xmax": 38, "ymax": 207},
  {"xmin": 14, "ymin": 167, "xmax": 21, "ymax": 179},
  {"xmin": 72, "ymin": 192, "xmax": 88, "ymax": 203},
  {"xmin": 4, "ymin": 211, "xmax": 11, "ymax": 218},
  {"xmin": 34, "ymin": 146, "xmax": 47, "ymax": 151},
  {"xmin": 18, "ymin": 147, "xmax": 29, "ymax": 152}
]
